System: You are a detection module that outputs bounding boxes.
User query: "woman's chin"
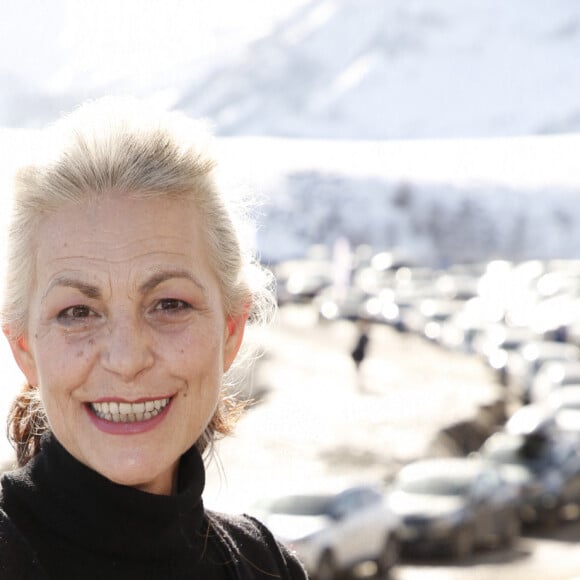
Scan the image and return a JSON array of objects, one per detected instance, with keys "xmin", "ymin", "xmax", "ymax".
[
  {"xmin": 101, "ymin": 461, "xmax": 176, "ymax": 495},
  {"xmin": 78, "ymin": 445, "xmax": 179, "ymax": 495}
]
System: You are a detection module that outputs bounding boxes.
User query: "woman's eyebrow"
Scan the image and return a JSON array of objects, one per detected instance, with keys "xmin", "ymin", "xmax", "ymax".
[
  {"xmin": 44, "ymin": 276, "xmax": 101, "ymax": 300},
  {"xmin": 139, "ymin": 269, "xmax": 207, "ymax": 294}
]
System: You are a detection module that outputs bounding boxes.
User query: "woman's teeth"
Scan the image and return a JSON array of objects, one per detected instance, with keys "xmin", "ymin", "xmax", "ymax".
[{"xmin": 90, "ymin": 398, "xmax": 170, "ymax": 423}]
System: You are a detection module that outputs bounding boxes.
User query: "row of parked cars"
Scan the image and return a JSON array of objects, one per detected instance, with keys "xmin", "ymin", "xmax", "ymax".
[
  {"xmin": 265, "ymin": 251, "xmax": 580, "ymax": 578},
  {"xmin": 253, "ymin": 455, "xmax": 523, "ymax": 578},
  {"xmin": 255, "ymin": 418, "xmax": 580, "ymax": 579}
]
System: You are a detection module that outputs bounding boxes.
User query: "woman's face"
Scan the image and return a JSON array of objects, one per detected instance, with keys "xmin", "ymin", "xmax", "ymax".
[{"xmin": 9, "ymin": 195, "xmax": 246, "ymax": 495}]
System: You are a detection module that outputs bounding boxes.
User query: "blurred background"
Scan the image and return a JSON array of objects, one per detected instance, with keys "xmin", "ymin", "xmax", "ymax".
[{"xmin": 2, "ymin": 1, "xmax": 580, "ymax": 577}]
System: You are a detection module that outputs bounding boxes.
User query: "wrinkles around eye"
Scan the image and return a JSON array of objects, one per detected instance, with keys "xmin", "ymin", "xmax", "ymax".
[
  {"xmin": 57, "ymin": 305, "xmax": 97, "ymax": 322},
  {"xmin": 153, "ymin": 299, "xmax": 192, "ymax": 312}
]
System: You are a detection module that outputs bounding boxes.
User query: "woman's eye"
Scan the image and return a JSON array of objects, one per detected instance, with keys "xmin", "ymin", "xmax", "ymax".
[
  {"xmin": 57, "ymin": 305, "xmax": 95, "ymax": 321},
  {"xmin": 154, "ymin": 298, "xmax": 192, "ymax": 313}
]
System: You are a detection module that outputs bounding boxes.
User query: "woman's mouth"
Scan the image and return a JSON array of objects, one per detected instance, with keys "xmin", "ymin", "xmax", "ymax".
[{"xmin": 89, "ymin": 398, "xmax": 171, "ymax": 423}]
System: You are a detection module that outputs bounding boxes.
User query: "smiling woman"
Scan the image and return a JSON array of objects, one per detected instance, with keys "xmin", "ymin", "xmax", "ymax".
[{"xmin": 0, "ymin": 97, "xmax": 306, "ymax": 579}]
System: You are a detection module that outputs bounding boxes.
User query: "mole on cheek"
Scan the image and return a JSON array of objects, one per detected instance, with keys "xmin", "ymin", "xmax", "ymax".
[{"xmin": 76, "ymin": 350, "xmax": 84, "ymax": 358}]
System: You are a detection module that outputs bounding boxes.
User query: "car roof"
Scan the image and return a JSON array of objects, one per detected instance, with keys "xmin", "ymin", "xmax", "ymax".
[
  {"xmin": 521, "ymin": 340, "xmax": 580, "ymax": 360},
  {"xmin": 396, "ymin": 457, "xmax": 488, "ymax": 481},
  {"xmin": 260, "ymin": 480, "xmax": 384, "ymax": 500},
  {"xmin": 542, "ymin": 360, "xmax": 580, "ymax": 381},
  {"xmin": 547, "ymin": 386, "xmax": 580, "ymax": 408},
  {"xmin": 505, "ymin": 404, "xmax": 555, "ymax": 435}
]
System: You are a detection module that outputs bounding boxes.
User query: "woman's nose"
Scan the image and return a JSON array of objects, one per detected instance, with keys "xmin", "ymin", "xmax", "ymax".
[{"xmin": 100, "ymin": 315, "xmax": 154, "ymax": 381}]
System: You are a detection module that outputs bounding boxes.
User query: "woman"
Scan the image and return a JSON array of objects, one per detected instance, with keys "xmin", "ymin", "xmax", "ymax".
[{"xmin": 0, "ymin": 97, "xmax": 307, "ymax": 579}]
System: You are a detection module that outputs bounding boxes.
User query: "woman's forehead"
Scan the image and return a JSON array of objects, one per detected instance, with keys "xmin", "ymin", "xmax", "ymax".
[
  {"xmin": 32, "ymin": 196, "xmax": 214, "ymax": 288},
  {"xmin": 37, "ymin": 195, "xmax": 201, "ymax": 246}
]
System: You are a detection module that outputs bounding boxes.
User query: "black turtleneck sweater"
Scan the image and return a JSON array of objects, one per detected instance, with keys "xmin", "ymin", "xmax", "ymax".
[{"xmin": 0, "ymin": 433, "xmax": 307, "ymax": 580}]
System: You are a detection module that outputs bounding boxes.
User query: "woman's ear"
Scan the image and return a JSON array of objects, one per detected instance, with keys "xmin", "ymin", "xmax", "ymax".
[
  {"xmin": 2, "ymin": 325, "xmax": 38, "ymax": 387},
  {"xmin": 223, "ymin": 308, "xmax": 250, "ymax": 372}
]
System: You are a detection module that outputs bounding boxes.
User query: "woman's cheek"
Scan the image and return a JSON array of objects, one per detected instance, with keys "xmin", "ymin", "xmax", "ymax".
[{"xmin": 37, "ymin": 334, "xmax": 95, "ymax": 384}]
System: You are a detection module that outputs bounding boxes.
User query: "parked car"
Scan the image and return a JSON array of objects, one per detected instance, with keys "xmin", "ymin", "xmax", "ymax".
[
  {"xmin": 506, "ymin": 341, "xmax": 580, "ymax": 403},
  {"xmin": 403, "ymin": 298, "xmax": 465, "ymax": 342},
  {"xmin": 546, "ymin": 386, "xmax": 580, "ymax": 441},
  {"xmin": 386, "ymin": 457, "xmax": 520, "ymax": 560},
  {"xmin": 274, "ymin": 258, "xmax": 333, "ymax": 305},
  {"xmin": 434, "ymin": 272, "xmax": 480, "ymax": 301},
  {"xmin": 530, "ymin": 360, "xmax": 580, "ymax": 403},
  {"xmin": 479, "ymin": 428, "xmax": 580, "ymax": 526},
  {"xmin": 253, "ymin": 484, "xmax": 400, "ymax": 579},
  {"xmin": 438, "ymin": 311, "xmax": 489, "ymax": 353},
  {"xmin": 529, "ymin": 294, "xmax": 580, "ymax": 343},
  {"xmin": 567, "ymin": 318, "xmax": 580, "ymax": 349},
  {"xmin": 362, "ymin": 289, "xmax": 403, "ymax": 328},
  {"xmin": 314, "ymin": 286, "xmax": 370, "ymax": 323},
  {"xmin": 364, "ymin": 287, "xmax": 433, "ymax": 332},
  {"xmin": 473, "ymin": 323, "xmax": 539, "ymax": 385},
  {"xmin": 504, "ymin": 403, "xmax": 558, "ymax": 437}
]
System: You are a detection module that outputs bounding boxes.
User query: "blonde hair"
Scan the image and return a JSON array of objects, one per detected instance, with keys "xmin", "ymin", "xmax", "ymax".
[{"xmin": 2, "ymin": 97, "xmax": 275, "ymax": 466}]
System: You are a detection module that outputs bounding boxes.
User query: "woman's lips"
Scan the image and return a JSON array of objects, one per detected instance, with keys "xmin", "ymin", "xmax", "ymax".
[{"xmin": 85, "ymin": 396, "xmax": 173, "ymax": 435}]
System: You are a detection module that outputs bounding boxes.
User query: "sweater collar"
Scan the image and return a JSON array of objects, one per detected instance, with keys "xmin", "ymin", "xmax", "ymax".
[{"xmin": 7, "ymin": 432, "xmax": 207, "ymax": 561}]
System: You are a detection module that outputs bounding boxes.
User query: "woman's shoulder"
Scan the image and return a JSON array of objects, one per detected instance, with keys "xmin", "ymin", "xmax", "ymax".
[
  {"xmin": 0, "ymin": 503, "xmax": 47, "ymax": 579},
  {"xmin": 206, "ymin": 510, "xmax": 308, "ymax": 579},
  {"xmin": 207, "ymin": 509, "xmax": 275, "ymax": 539}
]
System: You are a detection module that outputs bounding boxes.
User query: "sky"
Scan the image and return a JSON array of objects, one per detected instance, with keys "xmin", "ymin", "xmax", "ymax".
[{"xmin": 0, "ymin": 0, "xmax": 308, "ymax": 100}]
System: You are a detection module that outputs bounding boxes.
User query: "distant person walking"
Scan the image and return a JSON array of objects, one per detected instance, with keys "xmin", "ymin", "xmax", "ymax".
[{"xmin": 351, "ymin": 319, "xmax": 370, "ymax": 389}]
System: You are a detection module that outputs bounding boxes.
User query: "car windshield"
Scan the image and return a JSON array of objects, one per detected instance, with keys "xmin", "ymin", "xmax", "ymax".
[
  {"xmin": 483, "ymin": 434, "xmax": 550, "ymax": 466},
  {"xmin": 555, "ymin": 408, "xmax": 580, "ymax": 431},
  {"xmin": 258, "ymin": 494, "xmax": 332, "ymax": 516},
  {"xmin": 396, "ymin": 474, "xmax": 472, "ymax": 496}
]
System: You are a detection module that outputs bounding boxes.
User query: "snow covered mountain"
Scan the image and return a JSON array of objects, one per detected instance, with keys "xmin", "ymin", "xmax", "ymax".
[{"xmin": 178, "ymin": 0, "xmax": 580, "ymax": 140}]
